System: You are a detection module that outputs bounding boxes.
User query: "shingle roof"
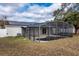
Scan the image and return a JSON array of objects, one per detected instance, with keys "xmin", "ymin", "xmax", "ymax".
[
  {"xmin": 7, "ymin": 21, "xmax": 36, "ymax": 26},
  {"xmin": 27, "ymin": 23, "xmax": 44, "ymax": 27}
]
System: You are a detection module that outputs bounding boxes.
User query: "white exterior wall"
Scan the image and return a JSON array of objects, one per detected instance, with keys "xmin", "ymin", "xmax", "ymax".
[
  {"xmin": 0, "ymin": 29, "xmax": 7, "ymax": 37},
  {"xmin": 6, "ymin": 25, "xmax": 22, "ymax": 36}
]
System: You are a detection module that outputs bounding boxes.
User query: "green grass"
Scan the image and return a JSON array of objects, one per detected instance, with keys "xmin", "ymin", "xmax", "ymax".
[{"xmin": 0, "ymin": 35, "xmax": 79, "ymax": 56}]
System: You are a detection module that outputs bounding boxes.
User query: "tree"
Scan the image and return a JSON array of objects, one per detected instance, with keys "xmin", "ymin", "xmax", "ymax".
[
  {"xmin": 0, "ymin": 16, "xmax": 8, "ymax": 28},
  {"xmin": 53, "ymin": 9, "xmax": 61, "ymax": 21},
  {"xmin": 53, "ymin": 8, "xmax": 65, "ymax": 22},
  {"xmin": 63, "ymin": 11, "xmax": 79, "ymax": 34}
]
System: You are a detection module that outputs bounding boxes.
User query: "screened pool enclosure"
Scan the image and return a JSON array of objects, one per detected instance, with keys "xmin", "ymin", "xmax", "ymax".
[{"xmin": 22, "ymin": 22, "xmax": 74, "ymax": 41}]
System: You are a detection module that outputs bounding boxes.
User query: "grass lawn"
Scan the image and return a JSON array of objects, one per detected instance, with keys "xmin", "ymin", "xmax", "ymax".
[{"xmin": 0, "ymin": 35, "xmax": 79, "ymax": 56}]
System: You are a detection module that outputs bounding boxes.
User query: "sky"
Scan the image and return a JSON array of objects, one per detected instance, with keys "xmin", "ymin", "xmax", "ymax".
[{"xmin": 0, "ymin": 3, "xmax": 62, "ymax": 22}]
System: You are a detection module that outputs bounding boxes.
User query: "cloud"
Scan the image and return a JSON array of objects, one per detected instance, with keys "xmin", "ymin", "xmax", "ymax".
[
  {"xmin": 0, "ymin": 3, "xmax": 24, "ymax": 16},
  {"xmin": 0, "ymin": 3, "xmax": 62, "ymax": 22},
  {"xmin": 16, "ymin": 3, "xmax": 61, "ymax": 22}
]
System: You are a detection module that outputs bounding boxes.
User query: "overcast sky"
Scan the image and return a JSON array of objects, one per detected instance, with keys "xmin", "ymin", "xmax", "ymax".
[{"xmin": 0, "ymin": 3, "xmax": 62, "ymax": 22}]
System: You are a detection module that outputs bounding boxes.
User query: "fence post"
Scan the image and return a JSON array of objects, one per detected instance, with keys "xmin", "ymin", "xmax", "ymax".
[
  {"xmin": 38, "ymin": 25, "xmax": 40, "ymax": 42},
  {"xmin": 33, "ymin": 27, "xmax": 35, "ymax": 41},
  {"xmin": 28, "ymin": 27, "xmax": 31, "ymax": 40}
]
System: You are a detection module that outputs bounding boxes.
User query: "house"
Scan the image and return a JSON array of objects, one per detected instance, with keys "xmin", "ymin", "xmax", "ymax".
[{"xmin": 0, "ymin": 20, "xmax": 75, "ymax": 41}]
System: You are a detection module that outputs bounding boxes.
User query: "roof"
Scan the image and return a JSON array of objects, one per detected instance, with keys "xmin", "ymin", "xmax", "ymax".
[
  {"xmin": 27, "ymin": 23, "xmax": 44, "ymax": 27},
  {"xmin": 0, "ymin": 20, "xmax": 37, "ymax": 26},
  {"xmin": 8, "ymin": 21, "xmax": 35, "ymax": 26}
]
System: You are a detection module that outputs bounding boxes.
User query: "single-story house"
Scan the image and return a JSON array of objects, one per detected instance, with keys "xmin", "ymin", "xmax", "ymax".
[{"xmin": 0, "ymin": 20, "xmax": 75, "ymax": 41}]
